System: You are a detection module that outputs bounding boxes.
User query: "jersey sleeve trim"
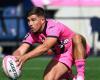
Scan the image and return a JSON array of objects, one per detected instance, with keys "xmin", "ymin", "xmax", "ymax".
[
  {"xmin": 22, "ymin": 42, "xmax": 33, "ymax": 46},
  {"xmin": 47, "ymin": 35, "xmax": 58, "ymax": 38}
]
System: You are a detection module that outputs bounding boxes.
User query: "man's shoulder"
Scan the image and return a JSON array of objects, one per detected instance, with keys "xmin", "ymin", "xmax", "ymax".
[
  {"xmin": 47, "ymin": 19, "xmax": 62, "ymax": 28},
  {"xmin": 47, "ymin": 19, "xmax": 59, "ymax": 23}
]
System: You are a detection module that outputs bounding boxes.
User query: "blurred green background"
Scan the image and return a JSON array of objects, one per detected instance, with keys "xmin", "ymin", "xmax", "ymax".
[{"xmin": 0, "ymin": 57, "xmax": 100, "ymax": 80}]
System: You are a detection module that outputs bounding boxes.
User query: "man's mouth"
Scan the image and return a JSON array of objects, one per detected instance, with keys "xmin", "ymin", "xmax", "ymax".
[{"xmin": 31, "ymin": 29, "xmax": 34, "ymax": 31}]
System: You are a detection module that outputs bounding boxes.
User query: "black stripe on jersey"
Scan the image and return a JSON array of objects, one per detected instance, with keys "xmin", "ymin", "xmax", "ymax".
[
  {"xmin": 43, "ymin": 21, "xmax": 48, "ymax": 36},
  {"xmin": 47, "ymin": 36, "xmax": 58, "ymax": 38}
]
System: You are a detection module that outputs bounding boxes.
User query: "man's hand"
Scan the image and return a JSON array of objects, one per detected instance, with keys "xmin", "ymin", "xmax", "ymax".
[{"xmin": 15, "ymin": 55, "xmax": 29, "ymax": 69}]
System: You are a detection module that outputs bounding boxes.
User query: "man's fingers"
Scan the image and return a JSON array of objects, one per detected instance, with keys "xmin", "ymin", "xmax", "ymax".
[
  {"xmin": 19, "ymin": 62, "xmax": 23, "ymax": 70},
  {"xmin": 16, "ymin": 59, "xmax": 23, "ymax": 70},
  {"xmin": 17, "ymin": 59, "xmax": 21, "ymax": 67},
  {"xmin": 14, "ymin": 56, "xmax": 20, "ymax": 62}
]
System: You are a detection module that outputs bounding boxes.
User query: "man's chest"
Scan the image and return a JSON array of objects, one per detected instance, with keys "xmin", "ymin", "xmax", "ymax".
[{"xmin": 35, "ymin": 34, "xmax": 46, "ymax": 43}]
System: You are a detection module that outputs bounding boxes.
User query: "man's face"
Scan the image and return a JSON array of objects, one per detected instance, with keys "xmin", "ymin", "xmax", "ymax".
[{"xmin": 27, "ymin": 14, "xmax": 45, "ymax": 33}]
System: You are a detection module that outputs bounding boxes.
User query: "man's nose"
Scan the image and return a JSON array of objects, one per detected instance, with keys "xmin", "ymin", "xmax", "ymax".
[{"xmin": 29, "ymin": 21, "xmax": 33, "ymax": 26}]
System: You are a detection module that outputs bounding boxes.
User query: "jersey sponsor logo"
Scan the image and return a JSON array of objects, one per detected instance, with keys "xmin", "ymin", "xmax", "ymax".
[
  {"xmin": 60, "ymin": 39, "xmax": 69, "ymax": 48},
  {"xmin": 39, "ymin": 34, "xmax": 46, "ymax": 43},
  {"xmin": 57, "ymin": 39, "xmax": 69, "ymax": 53}
]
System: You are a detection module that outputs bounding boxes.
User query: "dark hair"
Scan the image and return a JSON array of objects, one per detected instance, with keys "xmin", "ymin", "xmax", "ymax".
[{"xmin": 26, "ymin": 7, "xmax": 45, "ymax": 17}]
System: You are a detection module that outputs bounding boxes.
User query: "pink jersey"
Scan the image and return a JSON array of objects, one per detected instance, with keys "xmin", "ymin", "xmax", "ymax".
[{"xmin": 23, "ymin": 19, "xmax": 75, "ymax": 54}]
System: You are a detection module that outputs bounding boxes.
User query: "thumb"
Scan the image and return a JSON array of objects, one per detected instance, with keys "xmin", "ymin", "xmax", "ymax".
[{"xmin": 14, "ymin": 56, "xmax": 20, "ymax": 62}]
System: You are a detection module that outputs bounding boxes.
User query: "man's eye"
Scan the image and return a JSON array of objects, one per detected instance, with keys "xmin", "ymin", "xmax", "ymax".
[{"xmin": 31, "ymin": 19, "xmax": 36, "ymax": 21}]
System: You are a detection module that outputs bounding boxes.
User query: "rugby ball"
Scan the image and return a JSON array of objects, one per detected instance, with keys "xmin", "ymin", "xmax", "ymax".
[{"xmin": 2, "ymin": 55, "xmax": 21, "ymax": 79}]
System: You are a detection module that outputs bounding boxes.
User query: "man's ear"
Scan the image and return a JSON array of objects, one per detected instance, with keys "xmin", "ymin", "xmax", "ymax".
[{"xmin": 41, "ymin": 17, "xmax": 45, "ymax": 23}]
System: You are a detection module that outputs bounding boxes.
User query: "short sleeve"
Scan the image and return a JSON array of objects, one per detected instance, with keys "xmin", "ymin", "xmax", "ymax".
[{"xmin": 22, "ymin": 32, "xmax": 35, "ymax": 45}]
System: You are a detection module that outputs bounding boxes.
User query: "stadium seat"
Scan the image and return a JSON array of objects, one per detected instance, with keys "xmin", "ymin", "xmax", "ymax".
[
  {"xmin": 93, "ymin": 32, "xmax": 100, "ymax": 55},
  {"xmin": 0, "ymin": 6, "xmax": 26, "ymax": 41},
  {"xmin": 19, "ymin": 19, "xmax": 26, "ymax": 39},
  {"xmin": 0, "ymin": 20, "xmax": 7, "ymax": 40}
]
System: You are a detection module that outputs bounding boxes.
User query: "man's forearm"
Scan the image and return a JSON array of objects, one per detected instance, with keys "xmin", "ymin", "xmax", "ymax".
[
  {"xmin": 13, "ymin": 50, "xmax": 22, "ymax": 56},
  {"xmin": 26, "ymin": 44, "xmax": 48, "ymax": 59},
  {"xmin": 13, "ymin": 43, "xmax": 30, "ymax": 56}
]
